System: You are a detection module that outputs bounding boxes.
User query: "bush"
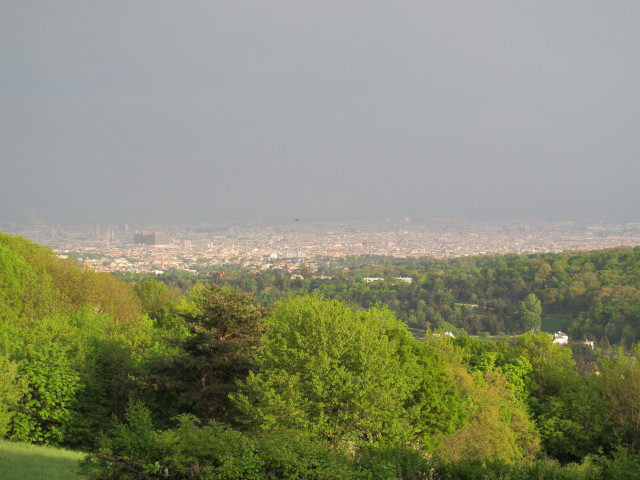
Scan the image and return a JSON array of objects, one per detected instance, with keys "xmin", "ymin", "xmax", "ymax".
[
  {"xmin": 83, "ymin": 402, "xmax": 359, "ymax": 480},
  {"xmin": 0, "ymin": 354, "xmax": 26, "ymax": 437},
  {"xmin": 10, "ymin": 344, "xmax": 81, "ymax": 445},
  {"xmin": 597, "ymin": 447, "xmax": 640, "ymax": 480},
  {"xmin": 430, "ymin": 458, "xmax": 600, "ymax": 480},
  {"xmin": 356, "ymin": 443, "xmax": 433, "ymax": 480}
]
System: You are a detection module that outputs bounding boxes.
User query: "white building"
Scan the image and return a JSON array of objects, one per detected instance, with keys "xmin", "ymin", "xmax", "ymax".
[
  {"xmin": 553, "ymin": 332, "xmax": 569, "ymax": 345},
  {"xmin": 396, "ymin": 277, "xmax": 414, "ymax": 284}
]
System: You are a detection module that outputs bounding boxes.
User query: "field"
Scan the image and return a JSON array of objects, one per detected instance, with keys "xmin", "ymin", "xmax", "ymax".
[
  {"xmin": 541, "ymin": 313, "xmax": 573, "ymax": 334},
  {"xmin": 0, "ymin": 439, "xmax": 87, "ymax": 480}
]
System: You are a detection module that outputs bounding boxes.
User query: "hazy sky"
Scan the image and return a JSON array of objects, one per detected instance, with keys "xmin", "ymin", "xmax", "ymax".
[{"xmin": 1, "ymin": 0, "xmax": 638, "ymax": 223}]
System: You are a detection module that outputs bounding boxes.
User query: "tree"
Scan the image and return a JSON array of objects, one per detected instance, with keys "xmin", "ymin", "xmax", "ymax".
[
  {"xmin": 520, "ymin": 293, "xmax": 542, "ymax": 333},
  {"xmin": 233, "ymin": 295, "xmax": 467, "ymax": 450},
  {"xmin": 435, "ymin": 368, "xmax": 540, "ymax": 463},
  {"xmin": 10, "ymin": 343, "xmax": 81, "ymax": 444},
  {"xmin": 149, "ymin": 283, "xmax": 266, "ymax": 423},
  {"xmin": 79, "ymin": 270, "xmax": 142, "ymax": 324},
  {"xmin": 0, "ymin": 353, "xmax": 26, "ymax": 437},
  {"xmin": 133, "ymin": 278, "xmax": 175, "ymax": 324},
  {"xmin": 514, "ymin": 332, "xmax": 579, "ymax": 404},
  {"xmin": 0, "ymin": 244, "xmax": 61, "ymax": 322},
  {"xmin": 536, "ymin": 376, "xmax": 617, "ymax": 462},
  {"xmin": 598, "ymin": 348, "xmax": 640, "ymax": 451}
]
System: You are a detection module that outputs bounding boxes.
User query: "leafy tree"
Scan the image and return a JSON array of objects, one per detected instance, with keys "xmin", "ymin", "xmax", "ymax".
[
  {"xmin": 598, "ymin": 348, "xmax": 640, "ymax": 451},
  {"xmin": 536, "ymin": 377, "xmax": 617, "ymax": 462},
  {"xmin": 514, "ymin": 332, "xmax": 579, "ymax": 405},
  {"xmin": 134, "ymin": 278, "xmax": 176, "ymax": 324},
  {"xmin": 0, "ymin": 232, "xmax": 143, "ymax": 325},
  {"xmin": 0, "ymin": 353, "xmax": 26, "ymax": 437},
  {"xmin": 9, "ymin": 343, "xmax": 81, "ymax": 444},
  {"xmin": 0, "ymin": 244, "xmax": 61, "ymax": 322},
  {"xmin": 438, "ymin": 336, "xmax": 540, "ymax": 463},
  {"xmin": 452, "ymin": 336, "xmax": 533, "ymax": 402},
  {"xmin": 66, "ymin": 315, "xmax": 141, "ymax": 448},
  {"xmin": 521, "ymin": 293, "xmax": 542, "ymax": 333},
  {"xmin": 79, "ymin": 270, "xmax": 142, "ymax": 324},
  {"xmin": 435, "ymin": 368, "xmax": 540, "ymax": 463},
  {"xmin": 233, "ymin": 295, "xmax": 467, "ymax": 450}
]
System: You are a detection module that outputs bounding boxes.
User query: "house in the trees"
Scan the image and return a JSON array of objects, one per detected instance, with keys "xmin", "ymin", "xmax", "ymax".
[{"xmin": 553, "ymin": 331, "xmax": 569, "ymax": 345}]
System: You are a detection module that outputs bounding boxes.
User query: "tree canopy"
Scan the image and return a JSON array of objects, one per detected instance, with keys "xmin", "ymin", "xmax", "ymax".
[{"xmin": 233, "ymin": 295, "xmax": 467, "ymax": 450}]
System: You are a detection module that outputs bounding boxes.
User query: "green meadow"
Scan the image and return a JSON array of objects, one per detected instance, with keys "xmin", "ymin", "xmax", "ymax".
[
  {"xmin": 541, "ymin": 313, "xmax": 573, "ymax": 333},
  {"xmin": 0, "ymin": 440, "xmax": 87, "ymax": 480}
]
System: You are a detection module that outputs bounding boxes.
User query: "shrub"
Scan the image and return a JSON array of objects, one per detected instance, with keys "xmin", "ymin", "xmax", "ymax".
[
  {"xmin": 83, "ymin": 403, "xmax": 359, "ymax": 480},
  {"xmin": 356, "ymin": 443, "xmax": 433, "ymax": 480}
]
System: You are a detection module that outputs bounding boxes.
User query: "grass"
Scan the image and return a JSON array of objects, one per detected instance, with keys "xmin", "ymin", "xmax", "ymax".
[
  {"xmin": 0, "ymin": 439, "xmax": 87, "ymax": 480},
  {"xmin": 541, "ymin": 313, "xmax": 572, "ymax": 333}
]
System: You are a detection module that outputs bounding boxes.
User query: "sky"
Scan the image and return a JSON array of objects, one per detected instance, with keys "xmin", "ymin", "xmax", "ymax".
[{"xmin": 1, "ymin": 0, "xmax": 638, "ymax": 223}]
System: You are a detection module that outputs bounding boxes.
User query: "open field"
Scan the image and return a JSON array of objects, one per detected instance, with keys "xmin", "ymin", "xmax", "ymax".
[
  {"xmin": 0, "ymin": 439, "xmax": 87, "ymax": 480},
  {"xmin": 541, "ymin": 313, "xmax": 573, "ymax": 334}
]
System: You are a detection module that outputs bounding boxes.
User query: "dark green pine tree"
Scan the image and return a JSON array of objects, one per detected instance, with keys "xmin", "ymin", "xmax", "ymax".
[{"xmin": 150, "ymin": 283, "xmax": 266, "ymax": 424}]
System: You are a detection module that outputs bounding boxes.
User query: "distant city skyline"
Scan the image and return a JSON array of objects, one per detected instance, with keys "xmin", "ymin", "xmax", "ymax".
[
  {"xmin": 5, "ymin": 217, "xmax": 640, "ymax": 275},
  {"xmin": 1, "ymin": 1, "xmax": 638, "ymax": 223}
]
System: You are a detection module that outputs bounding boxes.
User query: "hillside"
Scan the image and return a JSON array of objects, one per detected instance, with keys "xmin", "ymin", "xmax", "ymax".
[{"xmin": 2, "ymin": 233, "xmax": 640, "ymax": 478}]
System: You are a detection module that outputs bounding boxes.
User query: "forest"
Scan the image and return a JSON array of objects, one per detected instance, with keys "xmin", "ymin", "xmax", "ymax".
[
  {"xmin": 2, "ymin": 232, "xmax": 640, "ymax": 479},
  {"xmin": 149, "ymin": 247, "xmax": 640, "ymax": 346}
]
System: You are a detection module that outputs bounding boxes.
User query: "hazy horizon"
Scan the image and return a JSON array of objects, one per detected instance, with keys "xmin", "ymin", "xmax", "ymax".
[
  {"xmin": 4, "ymin": 210, "xmax": 639, "ymax": 229},
  {"xmin": 2, "ymin": 1, "xmax": 638, "ymax": 224}
]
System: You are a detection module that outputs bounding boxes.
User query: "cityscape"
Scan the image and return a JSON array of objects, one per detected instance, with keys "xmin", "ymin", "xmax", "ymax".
[{"xmin": 3, "ymin": 217, "xmax": 639, "ymax": 275}]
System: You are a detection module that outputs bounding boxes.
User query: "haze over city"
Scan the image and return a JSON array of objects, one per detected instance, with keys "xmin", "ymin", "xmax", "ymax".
[{"xmin": 1, "ymin": 1, "xmax": 638, "ymax": 223}]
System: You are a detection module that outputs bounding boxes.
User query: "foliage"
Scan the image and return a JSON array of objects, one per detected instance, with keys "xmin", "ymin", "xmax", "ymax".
[
  {"xmin": 145, "ymin": 284, "xmax": 266, "ymax": 424},
  {"xmin": 83, "ymin": 402, "xmax": 632, "ymax": 480},
  {"xmin": 355, "ymin": 443, "xmax": 433, "ymax": 480},
  {"xmin": 0, "ymin": 353, "xmax": 27, "ymax": 436},
  {"xmin": 9, "ymin": 343, "xmax": 82, "ymax": 444},
  {"xmin": 597, "ymin": 349, "xmax": 640, "ymax": 450},
  {"xmin": 513, "ymin": 332, "xmax": 579, "ymax": 403},
  {"xmin": 82, "ymin": 402, "xmax": 360, "ymax": 480},
  {"xmin": 0, "ymin": 233, "xmax": 143, "ymax": 324},
  {"xmin": 452, "ymin": 335, "xmax": 533, "ymax": 402},
  {"xmin": 0, "ymin": 234, "xmax": 154, "ymax": 447},
  {"xmin": 195, "ymin": 247, "xmax": 640, "ymax": 344},
  {"xmin": 435, "ymin": 366, "xmax": 540, "ymax": 464},
  {"xmin": 596, "ymin": 446, "xmax": 640, "ymax": 480},
  {"xmin": 0, "ymin": 243, "xmax": 62, "ymax": 322},
  {"xmin": 536, "ymin": 377, "xmax": 617, "ymax": 462},
  {"xmin": 430, "ymin": 457, "xmax": 600, "ymax": 480},
  {"xmin": 134, "ymin": 278, "xmax": 177, "ymax": 326},
  {"xmin": 233, "ymin": 295, "xmax": 467, "ymax": 450},
  {"xmin": 4, "ymin": 233, "xmax": 640, "ymax": 476},
  {"xmin": 521, "ymin": 293, "xmax": 542, "ymax": 332}
]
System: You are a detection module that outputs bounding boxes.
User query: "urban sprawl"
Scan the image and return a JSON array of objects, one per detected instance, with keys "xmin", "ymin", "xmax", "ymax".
[{"xmin": 4, "ymin": 218, "xmax": 640, "ymax": 275}]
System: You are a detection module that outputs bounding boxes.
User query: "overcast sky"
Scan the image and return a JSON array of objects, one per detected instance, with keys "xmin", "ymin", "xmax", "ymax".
[{"xmin": 1, "ymin": 0, "xmax": 638, "ymax": 223}]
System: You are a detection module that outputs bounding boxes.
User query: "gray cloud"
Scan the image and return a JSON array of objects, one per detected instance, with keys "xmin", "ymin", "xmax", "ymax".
[{"xmin": 1, "ymin": 0, "xmax": 638, "ymax": 223}]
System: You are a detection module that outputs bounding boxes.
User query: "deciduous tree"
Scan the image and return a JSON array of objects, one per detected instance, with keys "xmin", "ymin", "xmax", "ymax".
[{"xmin": 233, "ymin": 295, "xmax": 467, "ymax": 450}]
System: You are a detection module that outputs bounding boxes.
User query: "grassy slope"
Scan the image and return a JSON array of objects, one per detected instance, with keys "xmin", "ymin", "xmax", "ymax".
[
  {"xmin": 0, "ymin": 439, "xmax": 87, "ymax": 480},
  {"xmin": 541, "ymin": 313, "xmax": 572, "ymax": 334}
]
